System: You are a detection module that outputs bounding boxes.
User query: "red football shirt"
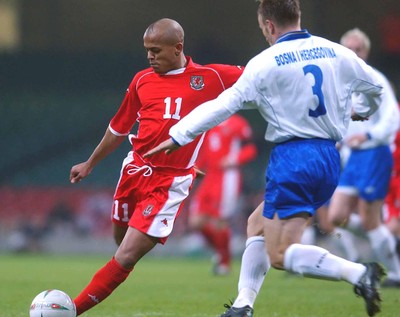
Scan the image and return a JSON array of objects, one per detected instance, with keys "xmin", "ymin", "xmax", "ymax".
[
  {"xmin": 196, "ymin": 114, "xmax": 257, "ymax": 174},
  {"xmin": 109, "ymin": 57, "xmax": 243, "ymax": 169}
]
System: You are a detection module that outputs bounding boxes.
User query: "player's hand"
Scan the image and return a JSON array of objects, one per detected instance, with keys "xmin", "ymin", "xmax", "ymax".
[
  {"xmin": 194, "ymin": 166, "xmax": 206, "ymax": 178},
  {"xmin": 346, "ymin": 134, "xmax": 367, "ymax": 148},
  {"xmin": 351, "ymin": 112, "xmax": 369, "ymax": 121},
  {"xmin": 144, "ymin": 138, "xmax": 180, "ymax": 157},
  {"xmin": 220, "ymin": 157, "xmax": 238, "ymax": 169},
  {"xmin": 70, "ymin": 162, "xmax": 92, "ymax": 184}
]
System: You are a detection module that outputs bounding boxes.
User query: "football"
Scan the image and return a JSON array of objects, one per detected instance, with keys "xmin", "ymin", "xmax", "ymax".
[{"xmin": 29, "ymin": 289, "xmax": 76, "ymax": 317}]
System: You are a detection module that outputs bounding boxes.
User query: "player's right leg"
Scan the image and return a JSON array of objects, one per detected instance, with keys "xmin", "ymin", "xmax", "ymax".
[{"xmin": 219, "ymin": 202, "xmax": 270, "ymax": 317}]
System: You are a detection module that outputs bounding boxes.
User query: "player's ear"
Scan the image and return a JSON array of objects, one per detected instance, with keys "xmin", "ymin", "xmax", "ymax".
[
  {"xmin": 174, "ymin": 42, "xmax": 183, "ymax": 56},
  {"xmin": 266, "ymin": 19, "xmax": 275, "ymax": 35}
]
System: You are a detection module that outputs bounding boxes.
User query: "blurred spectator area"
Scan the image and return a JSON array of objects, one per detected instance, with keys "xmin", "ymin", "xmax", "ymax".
[{"xmin": 0, "ymin": 186, "xmax": 113, "ymax": 232}]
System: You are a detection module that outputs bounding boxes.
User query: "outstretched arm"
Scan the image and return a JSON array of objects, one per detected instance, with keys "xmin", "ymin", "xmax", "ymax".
[
  {"xmin": 144, "ymin": 138, "xmax": 180, "ymax": 158},
  {"xmin": 70, "ymin": 127, "xmax": 125, "ymax": 183}
]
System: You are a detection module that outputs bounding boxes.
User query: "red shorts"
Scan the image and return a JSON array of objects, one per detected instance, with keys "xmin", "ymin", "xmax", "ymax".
[
  {"xmin": 384, "ymin": 175, "xmax": 400, "ymax": 223},
  {"xmin": 190, "ymin": 169, "xmax": 241, "ymax": 219},
  {"xmin": 112, "ymin": 151, "xmax": 195, "ymax": 244}
]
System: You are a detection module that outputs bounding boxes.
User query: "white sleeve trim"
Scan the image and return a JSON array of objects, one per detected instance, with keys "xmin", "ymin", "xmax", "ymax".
[{"xmin": 108, "ymin": 124, "xmax": 129, "ymax": 136}]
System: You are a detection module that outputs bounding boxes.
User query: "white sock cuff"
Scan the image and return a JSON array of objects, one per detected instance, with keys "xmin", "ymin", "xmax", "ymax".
[
  {"xmin": 367, "ymin": 224, "xmax": 396, "ymax": 249},
  {"xmin": 367, "ymin": 224, "xmax": 392, "ymax": 241},
  {"xmin": 245, "ymin": 236, "xmax": 265, "ymax": 248},
  {"xmin": 283, "ymin": 243, "xmax": 301, "ymax": 271}
]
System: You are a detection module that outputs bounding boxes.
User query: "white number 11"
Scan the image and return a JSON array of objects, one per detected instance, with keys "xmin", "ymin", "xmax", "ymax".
[{"xmin": 163, "ymin": 97, "xmax": 182, "ymax": 120}]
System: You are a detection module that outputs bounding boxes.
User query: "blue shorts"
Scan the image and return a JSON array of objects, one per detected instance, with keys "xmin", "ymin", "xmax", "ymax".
[
  {"xmin": 338, "ymin": 145, "xmax": 393, "ymax": 201},
  {"xmin": 263, "ymin": 138, "xmax": 340, "ymax": 219}
]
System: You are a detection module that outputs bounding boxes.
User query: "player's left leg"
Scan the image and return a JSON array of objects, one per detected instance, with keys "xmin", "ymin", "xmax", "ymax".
[
  {"xmin": 188, "ymin": 181, "xmax": 232, "ymax": 274},
  {"xmin": 265, "ymin": 214, "xmax": 385, "ymax": 317},
  {"xmin": 74, "ymin": 227, "xmax": 158, "ymax": 315},
  {"xmin": 113, "ymin": 223, "xmax": 128, "ymax": 246},
  {"xmin": 220, "ymin": 202, "xmax": 269, "ymax": 317},
  {"xmin": 189, "ymin": 211, "xmax": 231, "ymax": 275},
  {"xmin": 357, "ymin": 145, "xmax": 400, "ymax": 287},
  {"xmin": 317, "ymin": 205, "xmax": 360, "ymax": 262},
  {"xmin": 210, "ymin": 219, "xmax": 232, "ymax": 275},
  {"xmin": 74, "ymin": 166, "xmax": 195, "ymax": 315},
  {"xmin": 358, "ymin": 198, "xmax": 400, "ymax": 287}
]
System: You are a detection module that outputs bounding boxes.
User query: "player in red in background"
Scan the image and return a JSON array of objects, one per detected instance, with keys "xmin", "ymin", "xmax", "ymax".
[
  {"xmin": 189, "ymin": 114, "xmax": 257, "ymax": 275},
  {"xmin": 69, "ymin": 18, "xmax": 244, "ymax": 315},
  {"xmin": 384, "ymin": 96, "xmax": 400, "ymax": 266}
]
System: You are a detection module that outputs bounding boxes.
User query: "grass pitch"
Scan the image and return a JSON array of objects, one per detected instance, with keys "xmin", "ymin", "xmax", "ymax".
[{"xmin": 1, "ymin": 253, "xmax": 398, "ymax": 317}]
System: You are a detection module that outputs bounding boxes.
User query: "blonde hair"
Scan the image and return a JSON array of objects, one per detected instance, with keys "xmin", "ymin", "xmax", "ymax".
[{"xmin": 340, "ymin": 28, "xmax": 371, "ymax": 52}]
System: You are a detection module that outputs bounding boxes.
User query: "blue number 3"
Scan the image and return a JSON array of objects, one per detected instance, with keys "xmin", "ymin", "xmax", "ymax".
[{"xmin": 303, "ymin": 65, "xmax": 326, "ymax": 117}]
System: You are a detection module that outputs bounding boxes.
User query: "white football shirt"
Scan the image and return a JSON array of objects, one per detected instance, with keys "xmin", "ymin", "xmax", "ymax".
[
  {"xmin": 344, "ymin": 67, "xmax": 399, "ymax": 149},
  {"xmin": 170, "ymin": 30, "xmax": 383, "ymax": 145}
]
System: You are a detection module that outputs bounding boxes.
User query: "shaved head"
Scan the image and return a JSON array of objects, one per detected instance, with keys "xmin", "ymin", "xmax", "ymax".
[
  {"xmin": 143, "ymin": 18, "xmax": 187, "ymax": 74},
  {"xmin": 144, "ymin": 18, "xmax": 184, "ymax": 46}
]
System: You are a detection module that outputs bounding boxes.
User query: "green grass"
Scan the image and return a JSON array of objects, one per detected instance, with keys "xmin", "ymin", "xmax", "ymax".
[{"xmin": 1, "ymin": 253, "xmax": 399, "ymax": 317}]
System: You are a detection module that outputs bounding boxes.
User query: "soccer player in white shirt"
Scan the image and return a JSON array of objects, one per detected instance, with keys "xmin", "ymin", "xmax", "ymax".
[
  {"xmin": 145, "ymin": 1, "xmax": 385, "ymax": 316},
  {"xmin": 326, "ymin": 28, "xmax": 400, "ymax": 287}
]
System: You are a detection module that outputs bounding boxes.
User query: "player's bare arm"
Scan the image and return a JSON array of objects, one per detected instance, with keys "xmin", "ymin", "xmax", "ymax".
[
  {"xmin": 70, "ymin": 128, "xmax": 125, "ymax": 183},
  {"xmin": 193, "ymin": 166, "xmax": 206, "ymax": 178}
]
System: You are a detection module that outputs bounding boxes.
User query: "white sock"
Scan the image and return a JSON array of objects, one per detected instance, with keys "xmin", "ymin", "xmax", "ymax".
[
  {"xmin": 301, "ymin": 225, "xmax": 316, "ymax": 245},
  {"xmin": 367, "ymin": 225, "xmax": 400, "ymax": 281},
  {"xmin": 284, "ymin": 243, "xmax": 366, "ymax": 284},
  {"xmin": 332, "ymin": 227, "xmax": 360, "ymax": 262},
  {"xmin": 347, "ymin": 213, "xmax": 364, "ymax": 236},
  {"xmin": 233, "ymin": 236, "xmax": 270, "ymax": 308}
]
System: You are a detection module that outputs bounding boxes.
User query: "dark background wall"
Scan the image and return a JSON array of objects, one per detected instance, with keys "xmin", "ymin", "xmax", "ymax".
[{"xmin": 2, "ymin": 0, "xmax": 400, "ymax": 90}]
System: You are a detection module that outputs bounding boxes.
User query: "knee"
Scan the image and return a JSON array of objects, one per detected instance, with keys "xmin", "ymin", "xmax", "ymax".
[
  {"xmin": 114, "ymin": 235, "xmax": 123, "ymax": 246},
  {"xmin": 247, "ymin": 212, "xmax": 264, "ymax": 237},
  {"xmin": 188, "ymin": 215, "xmax": 206, "ymax": 231},
  {"xmin": 113, "ymin": 225, "xmax": 127, "ymax": 246},
  {"xmin": 115, "ymin": 251, "xmax": 136, "ymax": 270},
  {"xmin": 268, "ymin": 248, "xmax": 286, "ymax": 270},
  {"xmin": 318, "ymin": 218, "xmax": 335, "ymax": 234},
  {"xmin": 269, "ymin": 257, "xmax": 285, "ymax": 270},
  {"xmin": 328, "ymin": 212, "xmax": 346, "ymax": 227}
]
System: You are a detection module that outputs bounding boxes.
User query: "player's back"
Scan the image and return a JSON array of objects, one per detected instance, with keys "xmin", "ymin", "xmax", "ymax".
[{"xmin": 242, "ymin": 32, "xmax": 381, "ymax": 143}]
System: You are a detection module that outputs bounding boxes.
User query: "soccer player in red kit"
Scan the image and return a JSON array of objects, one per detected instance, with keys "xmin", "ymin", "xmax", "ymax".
[
  {"xmin": 384, "ymin": 101, "xmax": 400, "ymax": 266},
  {"xmin": 69, "ymin": 18, "xmax": 243, "ymax": 315},
  {"xmin": 189, "ymin": 114, "xmax": 257, "ymax": 275}
]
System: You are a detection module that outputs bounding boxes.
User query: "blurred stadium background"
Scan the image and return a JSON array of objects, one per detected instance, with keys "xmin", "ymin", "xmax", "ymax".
[{"xmin": 1, "ymin": 0, "xmax": 400, "ymax": 256}]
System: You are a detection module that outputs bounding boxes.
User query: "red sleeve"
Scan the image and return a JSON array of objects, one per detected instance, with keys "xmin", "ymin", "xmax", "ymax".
[
  {"xmin": 236, "ymin": 116, "xmax": 257, "ymax": 165},
  {"xmin": 237, "ymin": 143, "xmax": 257, "ymax": 165},
  {"xmin": 206, "ymin": 64, "xmax": 244, "ymax": 89},
  {"xmin": 109, "ymin": 75, "xmax": 142, "ymax": 135}
]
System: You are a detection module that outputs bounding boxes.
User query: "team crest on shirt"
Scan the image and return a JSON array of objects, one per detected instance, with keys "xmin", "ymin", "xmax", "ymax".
[
  {"xmin": 161, "ymin": 218, "xmax": 168, "ymax": 227},
  {"xmin": 190, "ymin": 75, "xmax": 205, "ymax": 90},
  {"xmin": 142, "ymin": 204, "xmax": 154, "ymax": 216}
]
